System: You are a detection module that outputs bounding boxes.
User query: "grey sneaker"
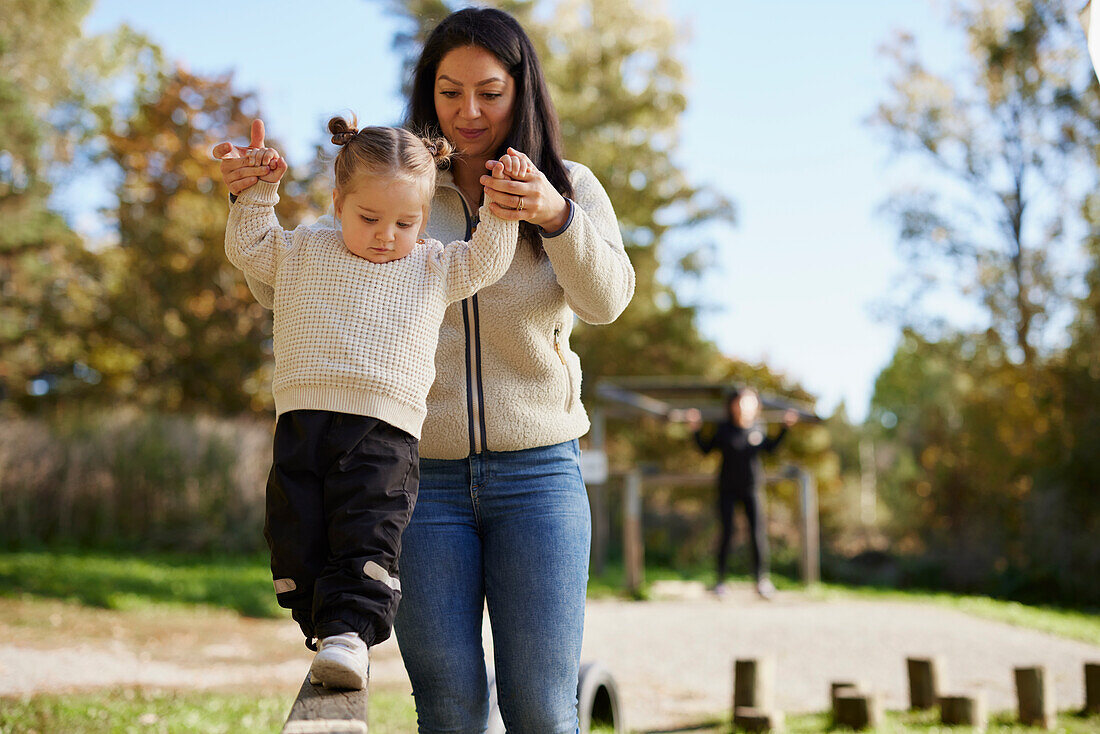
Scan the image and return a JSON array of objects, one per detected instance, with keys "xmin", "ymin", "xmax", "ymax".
[
  {"xmin": 309, "ymin": 632, "xmax": 369, "ymax": 689},
  {"xmin": 755, "ymin": 577, "xmax": 776, "ymax": 600}
]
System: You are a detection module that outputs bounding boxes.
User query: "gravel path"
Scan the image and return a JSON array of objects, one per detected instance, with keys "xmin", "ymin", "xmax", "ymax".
[
  {"xmin": 580, "ymin": 584, "xmax": 1100, "ymax": 729},
  {"xmin": 3, "ymin": 585, "xmax": 1098, "ymax": 732}
]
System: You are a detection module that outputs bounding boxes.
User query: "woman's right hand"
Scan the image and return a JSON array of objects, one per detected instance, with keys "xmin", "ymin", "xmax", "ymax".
[
  {"xmin": 684, "ymin": 408, "xmax": 702, "ymax": 432},
  {"xmin": 212, "ymin": 119, "xmax": 280, "ymax": 195}
]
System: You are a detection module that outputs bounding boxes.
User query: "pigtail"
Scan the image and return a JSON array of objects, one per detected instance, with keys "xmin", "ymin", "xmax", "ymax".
[
  {"xmin": 328, "ymin": 115, "xmax": 359, "ymax": 146},
  {"xmin": 421, "ymin": 135, "xmax": 454, "ymax": 169}
]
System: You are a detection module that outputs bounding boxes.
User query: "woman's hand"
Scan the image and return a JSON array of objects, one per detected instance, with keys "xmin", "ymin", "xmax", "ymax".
[
  {"xmin": 211, "ymin": 119, "xmax": 282, "ymax": 195},
  {"xmin": 783, "ymin": 409, "xmax": 800, "ymax": 428},
  {"xmin": 480, "ymin": 147, "xmax": 570, "ymax": 232},
  {"xmin": 684, "ymin": 408, "xmax": 703, "ymax": 432}
]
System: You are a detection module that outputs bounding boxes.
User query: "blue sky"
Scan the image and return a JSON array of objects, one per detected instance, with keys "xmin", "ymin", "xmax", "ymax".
[{"xmin": 81, "ymin": 0, "xmax": 977, "ymax": 419}]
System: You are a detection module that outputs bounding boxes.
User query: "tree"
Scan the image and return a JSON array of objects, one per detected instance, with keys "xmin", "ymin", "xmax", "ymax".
[
  {"xmin": 0, "ymin": 1, "xmax": 175, "ymax": 409},
  {"xmin": 0, "ymin": 0, "xmax": 91, "ymax": 407},
  {"xmin": 864, "ymin": 0, "xmax": 1100, "ymax": 607},
  {"xmin": 98, "ymin": 66, "xmax": 321, "ymax": 412},
  {"xmin": 872, "ymin": 0, "xmax": 1098, "ymax": 365}
]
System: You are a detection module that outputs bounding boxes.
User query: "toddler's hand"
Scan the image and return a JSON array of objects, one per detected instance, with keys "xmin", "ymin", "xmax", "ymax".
[
  {"xmin": 242, "ymin": 146, "xmax": 288, "ymax": 183},
  {"xmin": 484, "ymin": 153, "xmax": 530, "ymax": 182},
  {"xmin": 498, "ymin": 152, "xmax": 530, "ymax": 181}
]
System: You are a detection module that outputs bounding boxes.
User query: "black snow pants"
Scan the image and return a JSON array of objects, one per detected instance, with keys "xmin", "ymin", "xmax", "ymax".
[{"xmin": 265, "ymin": 410, "xmax": 418, "ymax": 649}]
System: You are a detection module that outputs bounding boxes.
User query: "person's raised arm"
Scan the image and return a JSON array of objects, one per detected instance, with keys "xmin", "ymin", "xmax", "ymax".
[
  {"xmin": 431, "ymin": 157, "xmax": 520, "ymax": 303},
  {"xmin": 212, "ymin": 119, "xmax": 282, "ymax": 197},
  {"xmin": 224, "ymin": 145, "xmax": 295, "ymax": 284},
  {"xmin": 762, "ymin": 410, "xmax": 799, "ymax": 452},
  {"xmin": 480, "ymin": 148, "xmax": 635, "ymax": 324},
  {"xmin": 685, "ymin": 409, "xmax": 717, "ymax": 454}
]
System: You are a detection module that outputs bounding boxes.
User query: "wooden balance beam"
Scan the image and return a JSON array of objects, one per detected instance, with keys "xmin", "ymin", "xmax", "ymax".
[{"xmin": 281, "ymin": 675, "xmax": 369, "ymax": 734}]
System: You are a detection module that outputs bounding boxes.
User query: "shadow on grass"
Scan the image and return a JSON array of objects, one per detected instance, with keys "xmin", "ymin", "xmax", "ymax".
[{"xmin": 0, "ymin": 551, "xmax": 279, "ymax": 618}]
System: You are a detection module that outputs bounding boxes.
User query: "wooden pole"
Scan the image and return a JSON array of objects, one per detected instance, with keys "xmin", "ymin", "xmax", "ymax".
[
  {"xmin": 588, "ymin": 407, "xmax": 608, "ymax": 577},
  {"xmin": 906, "ymin": 657, "xmax": 943, "ymax": 710},
  {"xmin": 1085, "ymin": 662, "xmax": 1100, "ymax": 715},
  {"xmin": 733, "ymin": 658, "xmax": 776, "ymax": 712},
  {"xmin": 1015, "ymin": 666, "xmax": 1055, "ymax": 730},
  {"xmin": 940, "ymin": 694, "xmax": 987, "ymax": 730},
  {"xmin": 798, "ymin": 469, "xmax": 820, "ymax": 585},
  {"xmin": 834, "ymin": 692, "xmax": 883, "ymax": 730},
  {"xmin": 623, "ymin": 469, "xmax": 644, "ymax": 596},
  {"xmin": 733, "ymin": 707, "xmax": 785, "ymax": 732},
  {"xmin": 282, "ymin": 674, "xmax": 368, "ymax": 734},
  {"xmin": 829, "ymin": 681, "xmax": 865, "ymax": 714}
]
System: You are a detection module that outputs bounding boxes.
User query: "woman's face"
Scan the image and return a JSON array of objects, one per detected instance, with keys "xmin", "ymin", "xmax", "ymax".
[
  {"xmin": 730, "ymin": 393, "xmax": 759, "ymax": 425},
  {"xmin": 434, "ymin": 45, "xmax": 516, "ymax": 160}
]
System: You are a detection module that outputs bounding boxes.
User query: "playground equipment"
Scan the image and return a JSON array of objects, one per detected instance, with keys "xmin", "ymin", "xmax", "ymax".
[
  {"xmin": 587, "ymin": 378, "xmax": 822, "ymax": 594},
  {"xmin": 280, "ymin": 661, "xmax": 624, "ymax": 733},
  {"xmin": 281, "ymin": 674, "xmax": 367, "ymax": 733}
]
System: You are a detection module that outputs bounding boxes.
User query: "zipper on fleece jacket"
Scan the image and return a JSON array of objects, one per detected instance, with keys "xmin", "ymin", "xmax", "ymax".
[
  {"xmin": 452, "ymin": 190, "xmax": 489, "ymax": 455},
  {"xmin": 554, "ymin": 323, "xmax": 574, "ymax": 411}
]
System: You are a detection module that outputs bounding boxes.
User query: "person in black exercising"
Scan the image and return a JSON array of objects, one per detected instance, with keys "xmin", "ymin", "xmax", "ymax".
[{"xmin": 685, "ymin": 388, "xmax": 798, "ymax": 600}]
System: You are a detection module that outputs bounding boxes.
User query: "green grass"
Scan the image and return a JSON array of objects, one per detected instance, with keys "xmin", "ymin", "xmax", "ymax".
[
  {"xmin": 0, "ymin": 551, "xmax": 279, "ymax": 617},
  {"xmin": 3, "ymin": 690, "xmax": 1096, "ymax": 734},
  {"xmin": 0, "ymin": 687, "xmax": 419, "ymax": 734},
  {"xmin": 1, "ymin": 551, "xmax": 1097, "ymax": 645}
]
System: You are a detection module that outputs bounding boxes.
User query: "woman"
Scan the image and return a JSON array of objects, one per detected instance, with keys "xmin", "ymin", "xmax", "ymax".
[
  {"xmin": 216, "ymin": 8, "xmax": 634, "ymax": 733},
  {"xmin": 686, "ymin": 389, "xmax": 797, "ymax": 600}
]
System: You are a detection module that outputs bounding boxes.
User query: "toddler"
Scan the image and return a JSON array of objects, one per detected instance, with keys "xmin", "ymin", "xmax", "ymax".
[{"xmin": 224, "ymin": 115, "xmax": 523, "ymax": 689}]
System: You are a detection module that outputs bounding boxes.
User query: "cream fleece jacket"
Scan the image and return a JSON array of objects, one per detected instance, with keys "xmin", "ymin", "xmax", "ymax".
[
  {"xmin": 226, "ymin": 179, "xmax": 517, "ymax": 439},
  {"xmin": 244, "ymin": 161, "xmax": 634, "ymax": 458}
]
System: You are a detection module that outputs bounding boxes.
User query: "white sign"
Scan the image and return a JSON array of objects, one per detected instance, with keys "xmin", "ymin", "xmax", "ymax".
[{"xmin": 579, "ymin": 449, "xmax": 609, "ymax": 485}]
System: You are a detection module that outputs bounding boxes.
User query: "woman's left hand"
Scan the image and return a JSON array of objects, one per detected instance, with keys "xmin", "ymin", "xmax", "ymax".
[{"xmin": 480, "ymin": 147, "xmax": 570, "ymax": 232}]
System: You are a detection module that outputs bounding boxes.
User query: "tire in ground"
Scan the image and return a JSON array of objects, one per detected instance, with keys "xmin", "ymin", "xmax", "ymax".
[{"xmin": 485, "ymin": 661, "xmax": 623, "ymax": 733}]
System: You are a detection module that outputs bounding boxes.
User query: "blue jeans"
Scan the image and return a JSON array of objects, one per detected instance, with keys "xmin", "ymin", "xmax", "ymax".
[{"xmin": 394, "ymin": 439, "xmax": 591, "ymax": 733}]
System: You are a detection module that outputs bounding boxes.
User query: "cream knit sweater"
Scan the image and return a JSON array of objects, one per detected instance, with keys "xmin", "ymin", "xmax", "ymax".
[
  {"xmin": 244, "ymin": 161, "xmax": 634, "ymax": 458},
  {"xmin": 226, "ymin": 180, "xmax": 517, "ymax": 439}
]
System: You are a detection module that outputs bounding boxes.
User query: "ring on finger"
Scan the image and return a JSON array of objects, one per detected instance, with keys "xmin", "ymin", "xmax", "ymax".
[{"xmin": 517, "ymin": 195, "xmax": 525, "ymax": 211}]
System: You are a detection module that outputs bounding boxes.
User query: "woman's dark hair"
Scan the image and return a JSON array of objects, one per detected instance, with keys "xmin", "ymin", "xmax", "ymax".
[
  {"xmin": 407, "ymin": 7, "xmax": 573, "ymax": 248},
  {"xmin": 725, "ymin": 389, "xmax": 742, "ymax": 415}
]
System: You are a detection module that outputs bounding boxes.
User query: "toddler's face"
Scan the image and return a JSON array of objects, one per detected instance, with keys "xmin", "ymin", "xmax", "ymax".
[{"xmin": 334, "ymin": 176, "xmax": 426, "ymax": 263}]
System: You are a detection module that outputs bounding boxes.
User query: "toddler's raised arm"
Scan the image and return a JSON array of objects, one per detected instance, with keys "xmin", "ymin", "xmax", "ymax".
[
  {"xmin": 225, "ymin": 177, "xmax": 298, "ymax": 285},
  {"xmin": 431, "ymin": 207, "xmax": 518, "ymax": 304},
  {"xmin": 430, "ymin": 158, "xmax": 521, "ymax": 302}
]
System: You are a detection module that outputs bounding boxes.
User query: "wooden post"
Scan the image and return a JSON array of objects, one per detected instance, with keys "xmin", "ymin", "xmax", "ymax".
[
  {"xmin": 797, "ymin": 469, "xmax": 819, "ymax": 585},
  {"xmin": 907, "ymin": 656, "xmax": 943, "ymax": 710},
  {"xmin": 940, "ymin": 694, "xmax": 987, "ymax": 730},
  {"xmin": 1086, "ymin": 662, "xmax": 1100, "ymax": 715},
  {"xmin": 834, "ymin": 692, "xmax": 883, "ymax": 730},
  {"xmin": 588, "ymin": 407, "xmax": 609, "ymax": 577},
  {"xmin": 282, "ymin": 675, "xmax": 368, "ymax": 734},
  {"xmin": 622, "ymin": 469, "xmax": 644, "ymax": 596},
  {"xmin": 733, "ymin": 658, "xmax": 776, "ymax": 713},
  {"xmin": 733, "ymin": 707, "xmax": 784, "ymax": 732},
  {"xmin": 1015, "ymin": 666, "xmax": 1055, "ymax": 730},
  {"xmin": 830, "ymin": 681, "xmax": 864, "ymax": 713}
]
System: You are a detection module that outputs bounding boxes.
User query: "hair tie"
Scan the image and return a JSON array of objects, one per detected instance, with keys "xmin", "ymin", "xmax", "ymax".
[{"xmin": 332, "ymin": 129, "xmax": 358, "ymax": 146}]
